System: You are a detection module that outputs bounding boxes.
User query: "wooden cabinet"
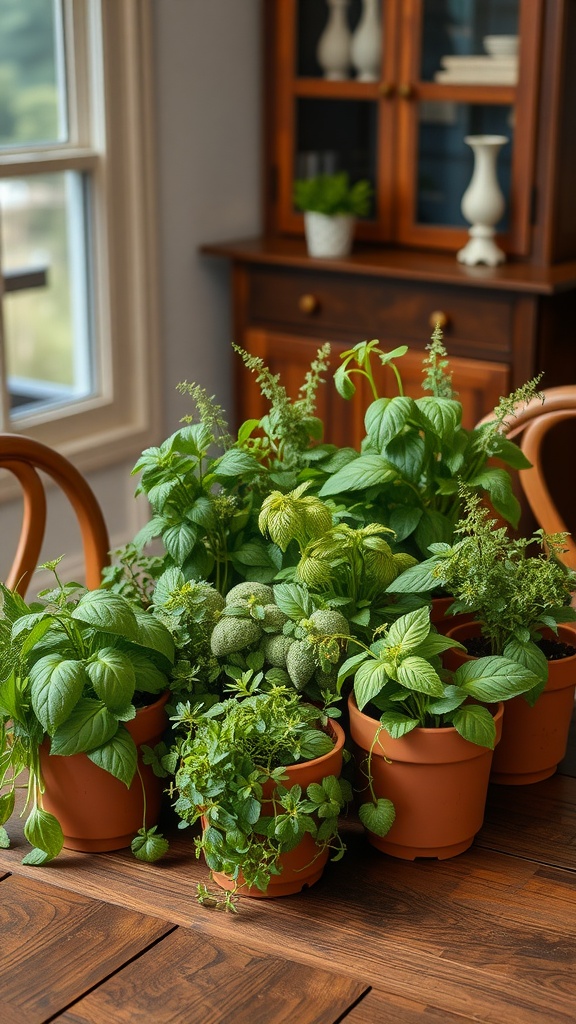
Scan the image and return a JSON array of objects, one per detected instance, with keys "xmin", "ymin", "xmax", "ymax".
[
  {"xmin": 267, "ymin": 0, "xmax": 576, "ymax": 263},
  {"xmin": 203, "ymin": 1, "xmax": 576, "ymax": 444}
]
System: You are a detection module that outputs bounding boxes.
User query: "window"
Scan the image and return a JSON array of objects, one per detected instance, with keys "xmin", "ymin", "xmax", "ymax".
[{"xmin": 0, "ymin": 0, "xmax": 160, "ymax": 466}]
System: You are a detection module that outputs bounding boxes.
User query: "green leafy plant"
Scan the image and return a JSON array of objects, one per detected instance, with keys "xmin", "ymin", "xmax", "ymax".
[
  {"xmin": 166, "ymin": 677, "xmax": 350, "ymax": 910},
  {"xmin": 0, "ymin": 561, "xmax": 175, "ymax": 864},
  {"xmin": 337, "ymin": 604, "xmax": 540, "ymax": 837},
  {"xmin": 387, "ymin": 492, "xmax": 576, "ymax": 691},
  {"xmin": 128, "ymin": 345, "xmax": 332, "ymax": 597},
  {"xmin": 258, "ymin": 483, "xmax": 417, "ymax": 635},
  {"xmin": 318, "ymin": 330, "xmax": 542, "ymax": 557},
  {"xmin": 293, "ymin": 172, "xmax": 373, "ymax": 217}
]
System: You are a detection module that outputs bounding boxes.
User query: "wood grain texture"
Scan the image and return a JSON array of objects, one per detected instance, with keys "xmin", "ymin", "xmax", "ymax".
[
  {"xmin": 0, "ymin": 874, "xmax": 173, "ymax": 1024},
  {"xmin": 2, "ymin": 763, "xmax": 576, "ymax": 1023},
  {"xmin": 53, "ymin": 927, "xmax": 368, "ymax": 1024},
  {"xmin": 343, "ymin": 989, "xmax": 480, "ymax": 1023}
]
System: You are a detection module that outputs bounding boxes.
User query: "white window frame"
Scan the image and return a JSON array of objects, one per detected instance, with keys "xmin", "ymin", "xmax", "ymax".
[{"xmin": 0, "ymin": 0, "xmax": 161, "ymax": 472}]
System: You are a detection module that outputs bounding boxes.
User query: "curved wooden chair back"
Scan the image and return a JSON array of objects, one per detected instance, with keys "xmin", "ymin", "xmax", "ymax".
[
  {"xmin": 476, "ymin": 386, "xmax": 576, "ymax": 570},
  {"xmin": 0, "ymin": 433, "xmax": 110, "ymax": 596}
]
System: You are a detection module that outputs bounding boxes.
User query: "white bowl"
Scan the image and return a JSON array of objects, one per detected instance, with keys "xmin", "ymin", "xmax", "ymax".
[{"xmin": 483, "ymin": 35, "xmax": 519, "ymax": 57}]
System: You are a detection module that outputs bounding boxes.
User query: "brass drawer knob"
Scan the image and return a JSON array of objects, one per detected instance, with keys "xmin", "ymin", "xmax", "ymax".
[
  {"xmin": 429, "ymin": 310, "xmax": 449, "ymax": 330},
  {"xmin": 398, "ymin": 82, "xmax": 414, "ymax": 99},
  {"xmin": 298, "ymin": 294, "xmax": 319, "ymax": 315},
  {"xmin": 379, "ymin": 81, "xmax": 395, "ymax": 98}
]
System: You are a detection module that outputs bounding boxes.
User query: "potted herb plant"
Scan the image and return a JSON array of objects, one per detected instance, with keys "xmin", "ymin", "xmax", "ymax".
[
  {"xmin": 0, "ymin": 560, "xmax": 175, "ymax": 864},
  {"xmin": 293, "ymin": 171, "xmax": 373, "ymax": 258},
  {"xmin": 166, "ymin": 675, "xmax": 349, "ymax": 910},
  {"xmin": 317, "ymin": 331, "xmax": 541, "ymax": 560},
  {"xmin": 390, "ymin": 494, "xmax": 576, "ymax": 784},
  {"xmin": 338, "ymin": 604, "xmax": 539, "ymax": 859}
]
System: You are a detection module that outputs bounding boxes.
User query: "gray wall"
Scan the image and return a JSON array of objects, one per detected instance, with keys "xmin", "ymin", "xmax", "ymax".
[{"xmin": 152, "ymin": 0, "xmax": 263, "ymax": 437}]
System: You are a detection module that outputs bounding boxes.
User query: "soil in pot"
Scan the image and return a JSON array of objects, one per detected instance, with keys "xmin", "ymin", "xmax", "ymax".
[
  {"xmin": 445, "ymin": 622, "xmax": 576, "ymax": 785},
  {"xmin": 39, "ymin": 691, "xmax": 169, "ymax": 852}
]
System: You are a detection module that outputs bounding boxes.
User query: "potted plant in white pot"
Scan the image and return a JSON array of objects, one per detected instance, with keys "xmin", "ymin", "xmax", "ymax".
[
  {"xmin": 337, "ymin": 604, "xmax": 540, "ymax": 859},
  {"xmin": 0, "ymin": 560, "xmax": 175, "ymax": 864},
  {"xmin": 388, "ymin": 493, "xmax": 576, "ymax": 784},
  {"xmin": 293, "ymin": 171, "xmax": 373, "ymax": 258}
]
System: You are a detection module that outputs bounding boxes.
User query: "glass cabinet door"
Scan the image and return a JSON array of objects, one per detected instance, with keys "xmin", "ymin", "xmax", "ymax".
[
  {"xmin": 269, "ymin": 0, "xmax": 542, "ymax": 254},
  {"xmin": 396, "ymin": 0, "xmax": 541, "ymax": 254},
  {"xmin": 273, "ymin": 0, "xmax": 393, "ymax": 239}
]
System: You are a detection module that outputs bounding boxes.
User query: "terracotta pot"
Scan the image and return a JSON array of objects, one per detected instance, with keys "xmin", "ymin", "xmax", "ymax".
[
  {"xmin": 210, "ymin": 719, "xmax": 345, "ymax": 898},
  {"xmin": 444, "ymin": 621, "xmax": 576, "ymax": 785},
  {"xmin": 39, "ymin": 691, "xmax": 169, "ymax": 852},
  {"xmin": 348, "ymin": 693, "xmax": 503, "ymax": 860}
]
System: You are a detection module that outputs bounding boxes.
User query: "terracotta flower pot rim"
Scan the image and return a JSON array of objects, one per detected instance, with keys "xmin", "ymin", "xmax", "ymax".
[
  {"xmin": 445, "ymin": 622, "xmax": 576, "ymax": 692},
  {"xmin": 348, "ymin": 692, "xmax": 502, "ymax": 737}
]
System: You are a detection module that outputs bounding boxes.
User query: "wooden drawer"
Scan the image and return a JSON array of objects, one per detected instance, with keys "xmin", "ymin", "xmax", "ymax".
[{"xmin": 247, "ymin": 266, "xmax": 514, "ymax": 360}]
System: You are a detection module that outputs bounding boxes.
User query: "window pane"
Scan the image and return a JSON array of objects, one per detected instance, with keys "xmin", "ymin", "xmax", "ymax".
[
  {"xmin": 0, "ymin": 0, "xmax": 67, "ymax": 147},
  {"xmin": 1, "ymin": 172, "xmax": 94, "ymax": 416}
]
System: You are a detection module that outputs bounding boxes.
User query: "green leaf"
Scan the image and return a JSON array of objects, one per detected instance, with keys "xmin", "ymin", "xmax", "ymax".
[
  {"xmin": 386, "ymin": 606, "xmax": 431, "ymax": 651},
  {"xmin": 72, "ymin": 591, "xmax": 139, "ymax": 641},
  {"xmin": 334, "ymin": 363, "xmax": 356, "ymax": 399},
  {"xmin": 385, "ymin": 433, "xmax": 425, "ymax": 482},
  {"xmin": 358, "ymin": 798, "xmax": 396, "ymax": 837},
  {"xmin": 30, "ymin": 656, "xmax": 87, "ymax": 734},
  {"xmin": 319, "ymin": 454, "xmax": 396, "ymax": 496},
  {"xmin": 387, "ymin": 505, "xmax": 423, "ymax": 544},
  {"xmin": 214, "ymin": 448, "xmax": 260, "ymax": 477},
  {"xmin": 414, "ymin": 510, "xmax": 454, "ymax": 556},
  {"xmin": 396, "ymin": 657, "xmax": 445, "ymax": 697},
  {"xmin": 86, "ymin": 649, "xmax": 136, "ymax": 711},
  {"xmin": 0, "ymin": 825, "xmax": 9, "ymax": 849},
  {"xmin": 131, "ymin": 610, "xmax": 175, "ymax": 663},
  {"xmin": 87, "ymin": 726, "xmax": 138, "ymax": 786},
  {"xmin": 130, "ymin": 651, "xmax": 169, "ymax": 694},
  {"xmin": 50, "ymin": 699, "xmax": 120, "ymax": 755},
  {"xmin": 417, "ymin": 397, "xmax": 461, "ymax": 441},
  {"xmin": 354, "ymin": 659, "xmax": 389, "ymax": 711},
  {"xmin": 503, "ymin": 638, "xmax": 549, "ymax": 682},
  {"xmin": 0, "ymin": 790, "xmax": 15, "ymax": 826},
  {"xmin": 364, "ymin": 396, "xmax": 415, "ymax": 449},
  {"xmin": 469, "ymin": 468, "xmax": 521, "ymax": 527},
  {"xmin": 454, "ymin": 656, "xmax": 538, "ymax": 701},
  {"xmin": 131, "ymin": 826, "xmax": 169, "ymax": 862},
  {"xmin": 452, "ymin": 704, "xmax": 497, "ymax": 749},
  {"xmin": 163, "ymin": 523, "xmax": 198, "ymax": 564},
  {"xmin": 273, "ymin": 583, "xmax": 314, "ymax": 620},
  {"xmin": 23, "ymin": 807, "xmax": 64, "ymax": 862},
  {"xmin": 488, "ymin": 435, "xmax": 532, "ymax": 470},
  {"xmin": 379, "ymin": 711, "xmax": 419, "ymax": 738}
]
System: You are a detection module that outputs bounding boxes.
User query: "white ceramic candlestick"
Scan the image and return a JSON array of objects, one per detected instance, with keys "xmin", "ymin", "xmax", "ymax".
[
  {"xmin": 317, "ymin": 0, "xmax": 352, "ymax": 81},
  {"xmin": 457, "ymin": 134, "xmax": 509, "ymax": 267}
]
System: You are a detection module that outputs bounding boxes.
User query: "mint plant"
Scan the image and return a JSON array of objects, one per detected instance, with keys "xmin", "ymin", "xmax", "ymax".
[
  {"xmin": 0, "ymin": 561, "xmax": 175, "ymax": 864},
  {"xmin": 337, "ymin": 604, "xmax": 541, "ymax": 839},
  {"xmin": 318, "ymin": 331, "xmax": 541, "ymax": 557}
]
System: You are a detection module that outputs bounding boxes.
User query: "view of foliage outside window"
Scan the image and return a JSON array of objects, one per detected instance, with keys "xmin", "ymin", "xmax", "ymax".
[{"xmin": 0, "ymin": 0, "xmax": 92, "ymax": 416}]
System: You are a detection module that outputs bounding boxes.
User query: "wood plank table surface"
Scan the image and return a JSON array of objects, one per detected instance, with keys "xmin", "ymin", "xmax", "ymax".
[{"xmin": 1, "ymin": 716, "xmax": 575, "ymax": 1024}]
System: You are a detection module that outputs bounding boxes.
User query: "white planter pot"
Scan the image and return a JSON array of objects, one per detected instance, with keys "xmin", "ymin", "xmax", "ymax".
[{"xmin": 304, "ymin": 212, "xmax": 355, "ymax": 258}]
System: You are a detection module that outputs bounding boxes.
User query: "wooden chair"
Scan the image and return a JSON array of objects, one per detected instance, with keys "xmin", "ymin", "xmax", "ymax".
[
  {"xmin": 0, "ymin": 433, "xmax": 110, "ymax": 596},
  {"xmin": 477, "ymin": 386, "xmax": 576, "ymax": 570}
]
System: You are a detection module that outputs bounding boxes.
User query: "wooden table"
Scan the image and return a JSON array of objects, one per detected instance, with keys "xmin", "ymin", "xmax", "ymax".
[{"xmin": 1, "ymin": 723, "xmax": 575, "ymax": 1024}]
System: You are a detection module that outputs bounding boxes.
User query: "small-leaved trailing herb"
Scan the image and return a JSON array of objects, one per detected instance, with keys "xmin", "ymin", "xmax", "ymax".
[{"xmin": 166, "ymin": 676, "xmax": 350, "ymax": 909}]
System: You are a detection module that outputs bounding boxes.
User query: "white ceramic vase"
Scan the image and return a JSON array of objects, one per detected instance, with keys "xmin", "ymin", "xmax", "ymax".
[
  {"xmin": 351, "ymin": 0, "xmax": 382, "ymax": 81},
  {"xmin": 457, "ymin": 134, "xmax": 509, "ymax": 267},
  {"xmin": 316, "ymin": 0, "xmax": 351, "ymax": 81},
  {"xmin": 304, "ymin": 211, "xmax": 355, "ymax": 258}
]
